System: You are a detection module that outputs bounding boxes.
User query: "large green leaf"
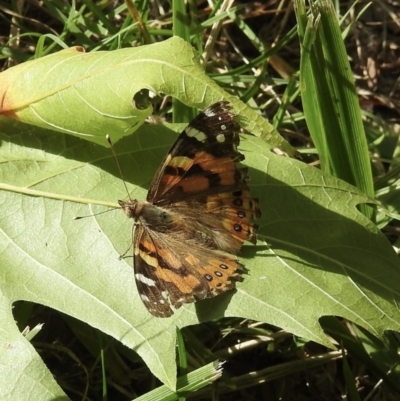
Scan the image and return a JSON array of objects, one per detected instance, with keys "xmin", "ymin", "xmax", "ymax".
[
  {"xmin": 1, "ymin": 113, "xmax": 400, "ymax": 397},
  {"xmin": 0, "ymin": 36, "xmax": 290, "ymax": 152}
]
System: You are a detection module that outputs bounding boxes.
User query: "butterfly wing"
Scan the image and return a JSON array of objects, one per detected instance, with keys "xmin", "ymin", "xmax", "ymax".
[
  {"xmin": 134, "ymin": 220, "xmax": 242, "ymax": 317},
  {"xmin": 167, "ymin": 189, "xmax": 260, "ymax": 253},
  {"xmin": 147, "ymin": 101, "xmax": 247, "ymax": 205},
  {"xmin": 133, "ymin": 225, "xmax": 175, "ymax": 317}
]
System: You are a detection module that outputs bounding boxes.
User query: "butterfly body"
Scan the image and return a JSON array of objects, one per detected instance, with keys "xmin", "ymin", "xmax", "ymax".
[
  {"xmin": 120, "ymin": 102, "xmax": 260, "ymax": 317},
  {"xmin": 120, "ymin": 200, "xmax": 175, "ymax": 231}
]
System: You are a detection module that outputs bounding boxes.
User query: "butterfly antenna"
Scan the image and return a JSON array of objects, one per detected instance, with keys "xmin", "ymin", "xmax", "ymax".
[
  {"xmin": 106, "ymin": 135, "xmax": 133, "ymax": 202},
  {"xmin": 74, "ymin": 207, "xmax": 119, "ymax": 220}
]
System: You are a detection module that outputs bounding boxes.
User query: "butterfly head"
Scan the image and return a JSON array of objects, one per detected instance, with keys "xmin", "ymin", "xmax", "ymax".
[{"xmin": 118, "ymin": 199, "xmax": 142, "ymax": 220}]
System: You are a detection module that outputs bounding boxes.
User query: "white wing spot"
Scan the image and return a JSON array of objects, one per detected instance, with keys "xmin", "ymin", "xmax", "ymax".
[
  {"xmin": 140, "ymin": 294, "xmax": 150, "ymax": 302},
  {"xmin": 135, "ymin": 273, "xmax": 156, "ymax": 287},
  {"xmin": 220, "ymin": 124, "xmax": 227, "ymax": 131},
  {"xmin": 204, "ymin": 109, "xmax": 216, "ymax": 117},
  {"xmin": 186, "ymin": 127, "xmax": 207, "ymax": 141},
  {"xmin": 216, "ymin": 133, "xmax": 225, "ymax": 143}
]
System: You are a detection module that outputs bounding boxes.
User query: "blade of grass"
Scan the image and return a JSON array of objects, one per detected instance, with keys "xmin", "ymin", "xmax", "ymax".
[
  {"xmin": 172, "ymin": 0, "xmax": 194, "ymax": 123},
  {"xmin": 342, "ymin": 350, "xmax": 363, "ymax": 401},
  {"xmin": 134, "ymin": 361, "xmax": 223, "ymax": 401},
  {"xmin": 296, "ymin": 0, "xmax": 374, "ymax": 218},
  {"xmin": 176, "ymin": 328, "xmax": 187, "ymax": 401}
]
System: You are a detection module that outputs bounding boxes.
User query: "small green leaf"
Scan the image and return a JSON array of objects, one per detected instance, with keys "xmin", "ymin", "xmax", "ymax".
[{"xmin": 0, "ymin": 37, "xmax": 291, "ymax": 153}]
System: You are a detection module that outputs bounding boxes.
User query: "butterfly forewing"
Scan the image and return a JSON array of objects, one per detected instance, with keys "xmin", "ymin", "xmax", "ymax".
[
  {"xmin": 147, "ymin": 101, "xmax": 245, "ymax": 205},
  {"xmin": 122, "ymin": 101, "xmax": 261, "ymax": 317}
]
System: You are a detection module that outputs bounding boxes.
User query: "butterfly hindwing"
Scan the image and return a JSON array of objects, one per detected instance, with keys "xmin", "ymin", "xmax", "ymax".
[
  {"xmin": 133, "ymin": 219, "xmax": 241, "ymax": 318},
  {"xmin": 166, "ymin": 189, "xmax": 261, "ymax": 254}
]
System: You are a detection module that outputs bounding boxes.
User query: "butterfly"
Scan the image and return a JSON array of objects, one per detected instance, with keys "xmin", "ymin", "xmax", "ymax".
[{"xmin": 119, "ymin": 101, "xmax": 261, "ymax": 317}]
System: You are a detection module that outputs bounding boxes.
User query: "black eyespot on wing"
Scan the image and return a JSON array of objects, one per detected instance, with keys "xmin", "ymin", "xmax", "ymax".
[
  {"xmin": 233, "ymin": 224, "xmax": 242, "ymax": 232},
  {"xmin": 205, "ymin": 274, "xmax": 213, "ymax": 281},
  {"xmin": 233, "ymin": 198, "xmax": 243, "ymax": 207}
]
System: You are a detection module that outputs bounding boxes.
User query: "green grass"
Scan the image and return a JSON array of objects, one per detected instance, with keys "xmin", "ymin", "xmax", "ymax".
[{"xmin": 1, "ymin": 0, "xmax": 400, "ymax": 400}]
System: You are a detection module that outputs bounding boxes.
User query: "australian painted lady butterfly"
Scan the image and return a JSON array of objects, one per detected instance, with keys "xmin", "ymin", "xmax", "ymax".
[{"xmin": 119, "ymin": 101, "xmax": 261, "ymax": 317}]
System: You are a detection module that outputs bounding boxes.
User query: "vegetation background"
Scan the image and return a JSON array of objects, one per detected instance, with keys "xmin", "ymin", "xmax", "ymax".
[{"xmin": 1, "ymin": 0, "xmax": 400, "ymax": 400}]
